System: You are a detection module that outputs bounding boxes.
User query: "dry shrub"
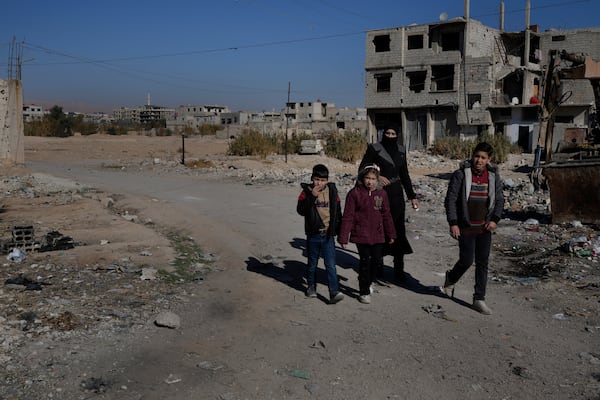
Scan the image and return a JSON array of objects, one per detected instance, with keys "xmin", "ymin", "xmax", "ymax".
[
  {"xmin": 325, "ymin": 131, "xmax": 367, "ymax": 163},
  {"xmin": 227, "ymin": 129, "xmax": 279, "ymax": 158},
  {"xmin": 431, "ymin": 136, "xmax": 473, "ymax": 160},
  {"xmin": 431, "ymin": 134, "xmax": 520, "ymax": 163},
  {"xmin": 198, "ymin": 124, "xmax": 223, "ymax": 136}
]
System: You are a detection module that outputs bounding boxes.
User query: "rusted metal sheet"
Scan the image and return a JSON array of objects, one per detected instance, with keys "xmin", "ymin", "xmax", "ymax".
[
  {"xmin": 563, "ymin": 128, "xmax": 586, "ymax": 144},
  {"xmin": 584, "ymin": 56, "xmax": 600, "ymax": 79},
  {"xmin": 543, "ymin": 160, "xmax": 600, "ymax": 224}
]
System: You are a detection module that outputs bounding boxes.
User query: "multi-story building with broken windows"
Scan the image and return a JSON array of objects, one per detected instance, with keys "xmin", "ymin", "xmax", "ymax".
[{"xmin": 364, "ymin": 5, "xmax": 600, "ymax": 152}]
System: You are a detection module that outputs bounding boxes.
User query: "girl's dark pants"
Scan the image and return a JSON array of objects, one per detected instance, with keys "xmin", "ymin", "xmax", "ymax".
[
  {"xmin": 447, "ymin": 230, "xmax": 492, "ymax": 301},
  {"xmin": 356, "ymin": 243, "xmax": 383, "ymax": 295}
]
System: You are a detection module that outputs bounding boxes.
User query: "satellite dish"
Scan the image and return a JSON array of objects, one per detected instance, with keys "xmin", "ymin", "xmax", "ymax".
[{"xmin": 439, "ymin": 12, "xmax": 448, "ymax": 21}]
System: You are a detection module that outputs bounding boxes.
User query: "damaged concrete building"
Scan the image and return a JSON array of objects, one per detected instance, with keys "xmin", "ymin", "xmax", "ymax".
[{"xmin": 364, "ymin": 1, "xmax": 600, "ymax": 152}]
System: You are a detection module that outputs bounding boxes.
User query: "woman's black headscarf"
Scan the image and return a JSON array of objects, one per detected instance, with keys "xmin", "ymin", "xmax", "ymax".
[{"xmin": 381, "ymin": 126, "xmax": 399, "ymax": 157}]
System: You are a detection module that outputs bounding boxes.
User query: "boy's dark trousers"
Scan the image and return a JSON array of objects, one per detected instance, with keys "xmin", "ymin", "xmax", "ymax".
[
  {"xmin": 356, "ymin": 243, "xmax": 383, "ymax": 295},
  {"xmin": 446, "ymin": 230, "xmax": 491, "ymax": 301}
]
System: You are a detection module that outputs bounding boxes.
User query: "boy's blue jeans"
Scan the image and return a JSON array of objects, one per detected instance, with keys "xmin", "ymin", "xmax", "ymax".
[{"xmin": 306, "ymin": 233, "xmax": 339, "ymax": 294}]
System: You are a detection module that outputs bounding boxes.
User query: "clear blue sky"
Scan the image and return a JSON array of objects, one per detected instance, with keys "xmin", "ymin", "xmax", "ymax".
[{"xmin": 1, "ymin": 0, "xmax": 597, "ymax": 113}]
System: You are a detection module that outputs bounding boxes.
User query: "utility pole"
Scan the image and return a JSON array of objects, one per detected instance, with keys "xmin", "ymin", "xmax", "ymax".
[
  {"xmin": 181, "ymin": 133, "xmax": 186, "ymax": 165},
  {"xmin": 285, "ymin": 81, "xmax": 290, "ymax": 163}
]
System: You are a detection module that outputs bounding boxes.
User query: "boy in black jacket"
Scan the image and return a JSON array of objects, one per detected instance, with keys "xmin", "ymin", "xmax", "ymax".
[
  {"xmin": 297, "ymin": 164, "xmax": 344, "ymax": 304},
  {"xmin": 442, "ymin": 142, "xmax": 504, "ymax": 315}
]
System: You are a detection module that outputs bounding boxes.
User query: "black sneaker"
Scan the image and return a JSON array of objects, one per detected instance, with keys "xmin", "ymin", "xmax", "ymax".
[
  {"xmin": 394, "ymin": 269, "xmax": 407, "ymax": 283},
  {"xmin": 305, "ymin": 286, "xmax": 317, "ymax": 298},
  {"xmin": 329, "ymin": 292, "xmax": 344, "ymax": 304}
]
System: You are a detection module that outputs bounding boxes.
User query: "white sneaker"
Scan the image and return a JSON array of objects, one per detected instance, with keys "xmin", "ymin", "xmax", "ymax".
[
  {"xmin": 358, "ymin": 294, "xmax": 371, "ymax": 304},
  {"xmin": 329, "ymin": 292, "xmax": 344, "ymax": 304},
  {"xmin": 369, "ymin": 284, "xmax": 374, "ymax": 294},
  {"xmin": 442, "ymin": 271, "xmax": 455, "ymax": 297},
  {"xmin": 473, "ymin": 300, "xmax": 492, "ymax": 315}
]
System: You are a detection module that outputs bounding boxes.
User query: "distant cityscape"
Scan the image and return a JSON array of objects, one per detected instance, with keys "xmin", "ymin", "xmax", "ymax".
[{"xmin": 22, "ymin": 100, "xmax": 368, "ymax": 138}]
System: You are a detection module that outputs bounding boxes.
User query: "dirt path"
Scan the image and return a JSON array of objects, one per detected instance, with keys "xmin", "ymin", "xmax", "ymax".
[{"xmin": 1, "ymin": 135, "xmax": 598, "ymax": 399}]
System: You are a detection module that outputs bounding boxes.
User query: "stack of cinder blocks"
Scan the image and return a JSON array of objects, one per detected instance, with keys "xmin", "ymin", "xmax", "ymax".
[{"xmin": 12, "ymin": 225, "xmax": 37, "ymax": 252}]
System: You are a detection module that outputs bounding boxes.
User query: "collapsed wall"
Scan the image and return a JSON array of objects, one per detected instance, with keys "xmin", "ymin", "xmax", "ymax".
[{"xmin": 0, "ymin": 79, "xmax": 24, "ymax": 165}]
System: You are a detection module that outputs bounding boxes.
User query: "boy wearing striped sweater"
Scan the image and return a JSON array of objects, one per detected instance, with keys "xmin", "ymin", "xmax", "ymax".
[{"xmin": 442, "ymin": 142, "xmax": 504, "ymax": 315}]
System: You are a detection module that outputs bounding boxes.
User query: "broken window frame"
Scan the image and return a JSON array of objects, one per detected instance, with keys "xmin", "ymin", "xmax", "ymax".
[
  {"xmin": 440, "ymin": 31, "xmax": 461, "ymax": 51},
  {"xmin": 375, "ymin": 73, "xmax": 392, "ymax": 92},
  {"xmin": 407, "ymin": 70, "xmax": 427, "ymax": 93},
  {"xmin": 468, "ymin": 93, "xmax": 482, "ymax": 109},
  {"xmin": 522, "ymin": 107, "xmax": 538, "ymax": 121},
  {"xmin": 373, "ymin": 34, "xmax": 391, "ymax": 52},
  {"xmin": 554, "ymin": 115, "xmax": 574, "ymax": 123},
  {"xmin": 407, "ymin": 34, "xmax": 424, "ymax": 50},
  {"xmin": 431, "ymin": 65, "xmax": 455, "ymax": 92}
]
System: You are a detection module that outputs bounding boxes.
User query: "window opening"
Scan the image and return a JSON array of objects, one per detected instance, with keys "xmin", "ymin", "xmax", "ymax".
[
  {"xmin": 441, "ymin": 32, "xmax": 460, "ymax": 51},
  {"xmin": 407, "ymin": 71, "xmax": 426, "ymax": 93},
  {"xmin": 373, "ymin": 35, "xmax": 391, "ymax": 52},
  {"xmin": 407, "ymin": 35, "xmax": 424, "ymax": 50},
  {"xmin": 468, "ymin": 94, "xmax": 482, "ymax": 109},
  {"xmin": 375, "ymin": 73, "xmax": 392, "ymax": 92},
  {"xmin": 431, "ymin": 65, "xmax": 454, "ymax": 91}
]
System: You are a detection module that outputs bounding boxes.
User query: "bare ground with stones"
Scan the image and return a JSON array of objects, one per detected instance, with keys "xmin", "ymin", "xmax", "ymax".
[{"xmin": 0, "ymin": 134, "xmax": 598, "ymax": 399}]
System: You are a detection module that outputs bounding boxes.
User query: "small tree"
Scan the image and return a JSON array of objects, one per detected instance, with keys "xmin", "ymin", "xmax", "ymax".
[
  {"xmin": 47, "ymin": 105, "xmax": 72, "ymax": 137},
  {"xmin": 71, "ymin": 115, "xmax": 97, "ymax": 135}
]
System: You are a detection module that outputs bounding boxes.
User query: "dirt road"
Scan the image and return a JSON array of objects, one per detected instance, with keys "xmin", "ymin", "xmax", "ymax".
[{"xmin": 1, "ymin": 135, "xmax": 598, "ymax": 399}]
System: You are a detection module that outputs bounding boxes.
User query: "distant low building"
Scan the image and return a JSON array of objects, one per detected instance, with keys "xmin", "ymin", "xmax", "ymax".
[
  {"xmin": 114, "ymin": 104, "xmax": 175, "ymax": 125},
  {"xmin": 82, "ymin": 112, "xmax": 113, "ymax": 124},
  {"xmin": 113, "ymin": 107, "xmax": 140, "ymax": 123},
  {"xmin": 167, "ymin": 104, "xmax": 229, "ymax": 131},
  {"xmin": 23, "ymin": 104, "xmax": 45, "ymax": 122},
  {"xmin": 285, "ymin": 99, "xmax": 367, "ymax": 136}
]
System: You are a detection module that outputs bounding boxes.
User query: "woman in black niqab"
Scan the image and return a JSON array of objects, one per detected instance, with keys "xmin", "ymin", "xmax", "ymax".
[{"xmin": 358, "ymin": 126, "xmax": 420, "ymax": 282}]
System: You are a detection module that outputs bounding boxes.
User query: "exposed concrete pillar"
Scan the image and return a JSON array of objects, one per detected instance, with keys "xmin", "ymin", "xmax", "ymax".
[
  {"xmin": 464, "ymin": 0, "xmax": 470, "ymax": 20},
  {"xmin": 0, "ymin": 79, "xmax": 25, "ymax": 166},
  {"xmin": 524, "ymin": 0, "xmax": 531, "ymax": 68},
  {"xmin": 400, "ymin": 110, "xmax": 408, "ymax": 147},
  {"xmin": 366, "ymin": 111, "xmax": 377, "ymax": 143},
  {"xmin": 427, "ymin": 110, "xmax": 435, "ymax": 148},
  {"xmin": 500, "ymin": 2, "xmax": 505, "ymax": 31}
]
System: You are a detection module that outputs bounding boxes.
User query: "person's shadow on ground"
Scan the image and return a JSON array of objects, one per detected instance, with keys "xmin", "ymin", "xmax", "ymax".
[
  {"xmin": 289, "ymin": 237, "xmax": 358, "ymax": 273},
  {"xmin": 373, "ymin": 268, "xmax": 472, "ymax": 310},
  {"xmin": 247, "ymin": 237, "xmax": 468, "ymax": 307},
  {"xmin": 245, "ymin": 238, "xmax": 359, "ymax": 304},
  {"xmin": 376, "ymin": 266, "xmax": 473, "ymax": 308}
]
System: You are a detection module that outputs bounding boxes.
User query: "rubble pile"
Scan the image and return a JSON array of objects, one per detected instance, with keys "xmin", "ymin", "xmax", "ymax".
[
  {"xmin": 1, "ymin": 173, "xmax": 86, "ymax": 199},
  {"xmin": 499, "ymin": 217, "xmax": 599, "ymax": 277},
  {"xmin": 0, "ymin": 174, "xmax": 215, "ymax": 398}
]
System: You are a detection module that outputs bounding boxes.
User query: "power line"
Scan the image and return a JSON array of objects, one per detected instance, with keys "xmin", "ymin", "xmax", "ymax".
[
  {"xmin": 22, "ymin": 31, "xmax": 364, "ymax": 65},
  {"xmin": 472, "ymin": 0, "xmax": 592, "ymax": 19},
  {"xmin": 19, "ymin": 41, "xmax": 318, "ymax": 97}
]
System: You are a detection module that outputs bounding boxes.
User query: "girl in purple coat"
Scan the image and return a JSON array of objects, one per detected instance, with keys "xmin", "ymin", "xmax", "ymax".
[{"xmin": 338, "ymin": 165, "xmax": 396, "ymax": 304}]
